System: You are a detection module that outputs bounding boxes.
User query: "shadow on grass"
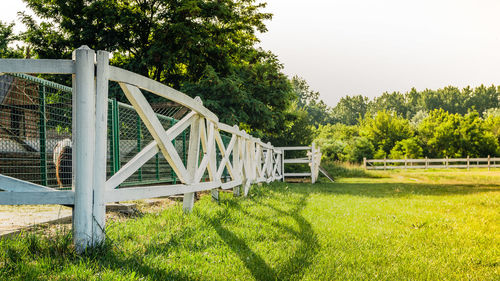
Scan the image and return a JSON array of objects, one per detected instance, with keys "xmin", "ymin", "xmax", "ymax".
[
  {"xmin": 196, "ymin": 193, "xmax": 319, "ymax": 281},
  {"xmin": 284, "ymin": 181, "xmax": 500, "ymax": 198}
]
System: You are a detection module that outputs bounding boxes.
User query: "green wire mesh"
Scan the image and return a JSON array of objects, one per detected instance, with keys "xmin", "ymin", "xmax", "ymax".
[{"xmin": 0, "ymin": 73, "xmax": 72, "ymax": 190}]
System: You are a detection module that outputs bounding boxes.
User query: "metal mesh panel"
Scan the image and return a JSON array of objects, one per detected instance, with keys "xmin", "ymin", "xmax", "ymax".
[
  {"xmin": 107, "ymin": 99, "xmax": 189, "ymax": 187},
  {"xmin": 0, "ymin": 74, "xmax": 72, "ymax": 190}
]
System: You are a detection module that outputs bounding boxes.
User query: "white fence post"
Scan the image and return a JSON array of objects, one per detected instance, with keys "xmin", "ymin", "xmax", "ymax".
[
  {"xmin": 92, "ymin": 50, "xmax": 109, "ymax": 244},
  {"xmin": 488, "ymin": 155, "xmax": 491, "ymax": 171},
  {"xmin": 232, "ymin": 131, "xmax": 241, "ymax": 196},
  {"xmin": 72, "ymin": 46, "xmax": 96, "ymax": 253},
  {"xmin": 467, "ymin": 156, "xmax": 470, "ymax": 170},
  {"xmin": 183, "ymin": 114, "xmax": 201, "ymax": 213},
  {"xmin": 282, "ymin": 149, "xmax": 286, "ymax": 181},
  {"xmin": 311, "ymin": 143, "xmax": 316, "ymax": 184}
]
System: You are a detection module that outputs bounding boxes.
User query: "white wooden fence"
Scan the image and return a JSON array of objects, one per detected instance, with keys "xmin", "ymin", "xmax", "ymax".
[
  {"xmin": 0, "ymin": 46, "xmax": 315, "ymax": 252},
  {"xmin": 278, "ymin": 143, "xmax": 321, "ymax": 183},
  {"xmin": 364, "ymin": 156, "xmax": 500, "ymax": 170}
]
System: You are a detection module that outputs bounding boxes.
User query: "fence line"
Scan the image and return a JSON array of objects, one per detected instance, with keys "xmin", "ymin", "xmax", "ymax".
[
  {"xmin": 0, "ymin": 46, "xmax": 320, "ymax": 252},
  {"xmin": 277, "ymin": 143, "xmax": 322, "ymax": 183},
  {"xmin": 363, "ymin": 156, "xmax": 500, "ymax": 170}
]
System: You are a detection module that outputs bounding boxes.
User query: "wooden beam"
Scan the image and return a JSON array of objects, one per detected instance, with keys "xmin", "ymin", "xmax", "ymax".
[
  {"xmin": 0, "ymin": 191, "xmax": 75, "ymax": 205},
  {"xmin": 0, "ymin": 174, "xmax": 53, "ymax": 192},
  {"xmin": 0, "ymin": 59, "xmax": 74, "ymax": 74},
  {"xmin": 120, "ymin": 83, "xmax": 189, "ymax": 183},
  {"xmin": 105, "ymin": 182, "xmax": 220, "ymax": 203},
  {"xmin": 110, "ymin": 67, "xmax": 218, "ymax": 123}
]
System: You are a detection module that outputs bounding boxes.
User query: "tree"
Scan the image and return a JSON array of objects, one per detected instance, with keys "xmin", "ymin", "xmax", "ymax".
[
  {"xmin": 343, "ymin": 137, "xmax": 375, "ymax": 163},
  {"xmin": 290, "ymin": 76, "xmax": 331, "ymax": 127},
  {"xmin": 331, "ymin": 95, "xmax": 368, "ymax": 125},
  {"xmin": 417, "ymin": 109, "xmax": 499, "ymax": 157},
  {"xmin": 360, "ymin": 110, "xmax": 414, "ymax": 155},
  {"xmin": 313, "ymin": 123, "xmax": 359, "ymax": 160},
  {"xmin": 389, "ymin": 137, "xmax": 423, "ymax": 159},
  {"xmin": 181, "ymin": 53, "xmax": 295, "ymax": 140},
  {"xmin": 369, "ymin": 91, "xmax": 408, "ymax": 118},
  {"xmin": 0, "ymin": 21, "xmax": 24, "ymax": 58},
  {"xmin": 418, "ymin": 109, "xmax": 462, "ymax": 157},
  {"xmin": 458, "ymin": 111, "xmax": 499, "ymax": 157},
  {"xmin": 21, "ymin": 0, "xmax": 271, "ymax": 87}
]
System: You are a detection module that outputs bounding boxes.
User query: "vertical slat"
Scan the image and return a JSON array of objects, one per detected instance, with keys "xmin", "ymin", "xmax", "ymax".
[
  {"xmin": 183, "ymin": 114, "xmax": 200, "ymax": 212},
  {"xmin": 311, "ymin": 143, "xmax": 316, "ymax": 184},
  {"xmin": 282, "ymin": 149, "xmax": 285, "ymax": 181},
  {"xmin": 171, "ymin": 118, "xmax": 176, "ymax": 184},
  {"xmin": 72, "ymin": 46, "xmax": 96, "ymax": 253},
  {"xmin": 232, "ymin": 133, "xmax": 241, "ymax": 196},
  {"xmin": 92, "ymin": 50, "xmax": 109, "ymax": 245}
]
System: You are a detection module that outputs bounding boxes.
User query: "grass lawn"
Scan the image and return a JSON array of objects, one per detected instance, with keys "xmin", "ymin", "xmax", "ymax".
[{"xmin": 0, "ymin": 169, "xmax": 499, "ymax": 280}]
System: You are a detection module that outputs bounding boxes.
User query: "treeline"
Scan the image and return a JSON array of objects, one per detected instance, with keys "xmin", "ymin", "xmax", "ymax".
[
  {"xmin": 329, "ymin": 86, "xmax": 500, "ymax": 125},
  {"xmin": 309, "ymin": 86, "xmax": 500, "ymax": 162},
  {"xmin": 314, "ymin": 108, "xmax": 500, "ymax": 162}
]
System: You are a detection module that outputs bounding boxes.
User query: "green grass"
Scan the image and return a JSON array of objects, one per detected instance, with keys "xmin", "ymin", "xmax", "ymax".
[{"xmin": 1, "ymin": 169, "xmax": 499, "ymax": 280}]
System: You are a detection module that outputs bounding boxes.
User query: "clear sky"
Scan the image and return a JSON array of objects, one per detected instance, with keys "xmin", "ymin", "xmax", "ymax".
[{"xmin": 3, "ymin": 0, "xmax": 500, "ymax": 106}]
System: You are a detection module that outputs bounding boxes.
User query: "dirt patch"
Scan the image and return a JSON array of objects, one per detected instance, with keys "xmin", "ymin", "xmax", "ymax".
[
  {"xmin": 0, "ymin": 205, "xmax": 72, "ymax": 236},
  {"xmin": 0, "ymin": 197, "xmax": 179, "ymax": 237}
]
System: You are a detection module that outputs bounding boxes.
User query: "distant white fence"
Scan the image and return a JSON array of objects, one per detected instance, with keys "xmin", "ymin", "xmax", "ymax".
[
  {"xmin": 0, "ymin": 46, "xmax": 319, "ymax": 252},
  {"xmin": 364, "ymin": 156, "xmax": 500, "ymax": 170},
  {"xmin": 278, "ymin": 144, "xmax": 321, "ymax": 183}
]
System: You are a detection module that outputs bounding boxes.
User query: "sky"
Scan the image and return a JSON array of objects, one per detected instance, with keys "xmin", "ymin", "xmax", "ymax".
[{"xmin": 3, "ymin": 0, "xmax": 500, "ymax": 106}]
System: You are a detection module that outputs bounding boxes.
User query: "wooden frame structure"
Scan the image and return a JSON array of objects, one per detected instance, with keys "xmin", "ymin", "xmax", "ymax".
[
  {"xmin": 0, "ymin": 46, "xmax": 289, "ymax": 252},
  {"xmin": 364, "ymin": 156, "xmax": 500, "ymax": 170},
  {"xmin": 279, "ymin": 143, "xmax": 321, "ymax": 183}
]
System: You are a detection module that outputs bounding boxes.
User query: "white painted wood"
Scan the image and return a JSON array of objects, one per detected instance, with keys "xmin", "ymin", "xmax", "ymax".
[
  {"xmin": 183, "ymin": 114, "xmax": 200, "ymax": 212},
  {"xmin": 276, "ymin": 146, "xmax": 311, "ymax": 150},
  {"xmin": 0, "ymin": 174, "xmax": 54, "ymax": 192},
  {"xmin": 106, "ymin": 142, "xmax": 159, "ymax": 190},
  {"xmin": 73, "ymin": 46, "xmax": 96, "ymax": 253},
  {"xmin": 311, "ymin": 143, "xmax": 316, "ymax": 184},
  {"xmin": 120, "ymin": 83, "xmax": 189, "ymax": 183},
  {"xmin": 232, "ymin": 134, "xmax": 241, "ymax": 196},
  {"xmin": 109, "ymin": 66, "xmax": 218, "ymax": 123},
  {"xmin": 281, "ymin": 150, "xmax": 285, "ymax": 182},
  {"xmin": 106, "ymin": 182, "xmax": 220, "ymax": 202},
  {"xmin": 220, "ymin": 179, "xmax": 243, "ymax": 190},
  {"xmin": 0, "ymin": 191, "xmax": 75, "ymax": 205},
  {"xmin": 215, "ymin": 132, "xmax": 236, "ymax": 179},
  {"xmin": 285, "ymin": 173, "xmax": 312, "ymax": 177},
  {"xmin": 0, "ymin": 59, "xmax": 74, "ymax": 74},
  {"xmin": 218, "ymin": 123, "xmax": 245, "ymax": 137},
  {"xmin": 168, "ymin": 111, "xmax": 197, "ymax": 139},
  {"xmin": 197, "ymin": 118, "xmax": 217, "ymax": 181},
  {"xmin": 364, "ymin": 157, "xmax": 500, "ymax": 170},
  {"xmin": 92, "ymin": 50, "xmax": 109, "ymax": 244}
]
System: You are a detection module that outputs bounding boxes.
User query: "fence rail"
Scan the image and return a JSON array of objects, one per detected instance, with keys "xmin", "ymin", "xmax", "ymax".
[
  {"xmin": 0, "ymin": 46, "xmax": 320, "ymax": 252},
  {"xmin": 278, "ymin": 144, "xmax": 321, "ymax": 183},
  {"xmin": 363, "ymin": 156, "xmax": 500, "ymax": 170}
]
